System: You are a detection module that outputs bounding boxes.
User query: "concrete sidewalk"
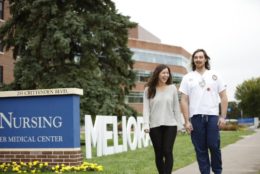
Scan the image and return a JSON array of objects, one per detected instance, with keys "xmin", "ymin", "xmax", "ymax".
[{"xmin": 172, "ymin": 129, "xmax": 260, "ymax": 174}]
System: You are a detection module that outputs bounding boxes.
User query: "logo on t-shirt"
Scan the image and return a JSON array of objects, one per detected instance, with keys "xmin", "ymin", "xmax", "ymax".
[{"xmin": 212, "ymin": 75, "xmax": 218, "ymax": 81}]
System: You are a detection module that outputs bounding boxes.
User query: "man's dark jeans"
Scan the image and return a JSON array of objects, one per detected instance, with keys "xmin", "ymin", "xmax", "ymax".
[{"xmin": 191, "ymin": 115, "xmax": 222, "ymax": 174}]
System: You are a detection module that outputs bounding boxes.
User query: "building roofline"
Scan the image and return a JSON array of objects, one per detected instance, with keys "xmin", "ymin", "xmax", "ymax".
[{"xmin": 128, "ymin": 38, "xmax": 191, "ymax": 59}]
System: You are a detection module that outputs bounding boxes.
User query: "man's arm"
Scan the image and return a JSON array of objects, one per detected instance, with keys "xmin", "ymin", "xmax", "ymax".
[{"xmin": 218, "ymin": 89, "xmax": 228, "ymax": 128}]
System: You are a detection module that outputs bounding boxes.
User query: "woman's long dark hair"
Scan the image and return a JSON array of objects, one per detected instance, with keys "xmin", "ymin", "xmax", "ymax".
[
  {"xmin": 145, "ymin": 64, "xmax": 172, "ymax": 99},
  {"xmin": 191, "ymin": 49, "xmax": 211, "ymax": 71}
]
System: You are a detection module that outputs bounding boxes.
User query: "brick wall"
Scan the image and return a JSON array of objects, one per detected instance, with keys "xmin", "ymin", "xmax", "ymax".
[
  {"xmin": 0, "ymin": 149, "xmax": 83, "ymax": 166},
  {"xmin": 128, "ymin": 103, "xmax": 143, "ymax": 114}
]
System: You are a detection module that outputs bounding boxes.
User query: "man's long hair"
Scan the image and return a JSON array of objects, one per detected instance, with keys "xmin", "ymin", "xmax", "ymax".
[
  {"xmin": 145, "ymin": 64, "xmax": 172, "ymax": 99},
  {"xmin": 191, "ymin": 49, "xmax": 211, "ymax": 71}
]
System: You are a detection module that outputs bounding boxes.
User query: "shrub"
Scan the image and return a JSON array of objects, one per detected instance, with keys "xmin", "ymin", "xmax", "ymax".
[{"xmin": 221, "ymin": 122, "xmax": 239, "ymax": 131}]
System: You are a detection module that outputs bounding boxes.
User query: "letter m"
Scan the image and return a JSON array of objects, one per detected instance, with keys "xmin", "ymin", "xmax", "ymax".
[{"xmin": 85, "ymin": 115, "xmax": 103, "ymax": 159}]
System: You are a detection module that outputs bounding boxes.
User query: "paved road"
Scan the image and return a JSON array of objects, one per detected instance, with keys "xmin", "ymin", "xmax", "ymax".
[{"xmin": 172, "ymin": 129, "xmax": 260, "ymax": 174}]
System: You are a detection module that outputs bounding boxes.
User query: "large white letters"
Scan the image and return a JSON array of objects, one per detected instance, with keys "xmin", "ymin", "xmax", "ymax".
[{"xmin": 84, "ymin": 115, "xmax": 151, "ymax": 159}]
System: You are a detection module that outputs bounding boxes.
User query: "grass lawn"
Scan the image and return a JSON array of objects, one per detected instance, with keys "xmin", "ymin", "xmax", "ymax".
[
  {"xmin": 81, "ymin": 130, "xmax": 254, "ymax": 174},
  {"xmin": 4, "ymin": 130, "xmax": 254, "ymax": 174}
]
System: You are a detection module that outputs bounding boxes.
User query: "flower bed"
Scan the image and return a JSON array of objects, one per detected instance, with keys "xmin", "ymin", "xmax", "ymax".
[{"xmin": 0, "ymin": 161, "xmax": 103, "ymax": 173}]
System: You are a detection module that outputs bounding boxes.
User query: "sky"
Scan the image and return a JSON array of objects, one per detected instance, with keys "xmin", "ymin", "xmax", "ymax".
[{"xmin": 112, "ymin": 0, "xmax": 260, "ymax": 101}]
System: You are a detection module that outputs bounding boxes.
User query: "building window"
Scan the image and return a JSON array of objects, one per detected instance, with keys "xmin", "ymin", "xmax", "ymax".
[
  {"xmin": 172, "ymin": 76, "xmax": 182, "ymax": 84},
  {"xmin": 126, "ymin": 92, "xmax": 143, "ymax": 103},
  {"xmin": 131, "ymin": 48, "xmax": 189, "ymax": 70},
  {"xmin": 135, "ymin": 70, "xmax": 183, "ymax": 84},
  {"xmin": 135, "ymin": 70, "xmax": 151, "ymax": 82},
  {"xmin": 0, "ymin": 65, "xmax": 3, "ymax": 85},
  {"xmin": 0, "ymin": 0, "xmax": 4, "ymax": 20},
  {"xmin": 172, "ymin": 74, "xmax": 183, "ymax": 84},
  {"xmin": 0, "ymin": 40, "xmax": 3, "ymax": 52}
]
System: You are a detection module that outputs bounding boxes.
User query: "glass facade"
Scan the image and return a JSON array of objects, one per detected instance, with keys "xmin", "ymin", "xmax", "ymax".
[
  {"xmin": 127, "ymin": 48, "xmax": 189, "ymax": 104},
  {"xmin": 126, "ymin": 92, "xmax": 143, "ymax": 103},
  {"xmin": 173, "ymin": 72, "xmax": 183, "ymax": 84},
  {"xmin": 131, "ymin": 48, "xmax": 189, "ymax": 70},
  {"xmin": 135, "ymin": 70, "xmax": 183, "ymax": 83}
]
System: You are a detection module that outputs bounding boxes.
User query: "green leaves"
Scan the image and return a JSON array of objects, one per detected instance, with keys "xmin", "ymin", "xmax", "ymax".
[
  {"xmin": 0, "ymin": 0, "xmax": 137, "ymax": 117},
  {"xmin": 235, "ymin": 77, "xmax": 260, "ymax": 118}
]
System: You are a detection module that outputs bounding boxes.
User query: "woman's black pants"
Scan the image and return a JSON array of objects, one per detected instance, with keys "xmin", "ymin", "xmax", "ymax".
[{"xmin": 149, "ymin": 126, "xmax": 177, "ymax": 174}]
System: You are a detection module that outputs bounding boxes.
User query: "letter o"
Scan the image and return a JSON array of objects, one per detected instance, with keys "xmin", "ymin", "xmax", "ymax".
[{"xmin": 126, "ymin": 117, "xmax": 138, "ymax": 150}]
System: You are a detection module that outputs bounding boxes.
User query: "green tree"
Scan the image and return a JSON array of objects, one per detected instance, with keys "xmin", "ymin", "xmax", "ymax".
[
  {"xmin": 227, "ymin": 101, "xmax": 241, "ymax": 119},
  {"xmin": 235, "ymin": 77, "xmax": 260, "ymax": 118},
  {"xmin": 0, "ymin": 0, "xmax": 137, "ymax": 120}
]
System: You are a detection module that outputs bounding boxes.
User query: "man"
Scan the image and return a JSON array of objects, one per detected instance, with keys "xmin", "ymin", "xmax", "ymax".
[{"xmin": 179, "ymin": 49, "xmax": 228, "ymax": 174}]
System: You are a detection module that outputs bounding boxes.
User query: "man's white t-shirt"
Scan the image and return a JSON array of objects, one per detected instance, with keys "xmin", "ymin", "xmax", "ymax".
[{"xmin": 179, "ymin": 70, "xmax": 226, "ymax": 118}]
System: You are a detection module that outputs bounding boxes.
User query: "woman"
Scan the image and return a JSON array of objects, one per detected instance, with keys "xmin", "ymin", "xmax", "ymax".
[{"xmin": 143, "ymin": 64, "xmax": 182, "ymax": 174}]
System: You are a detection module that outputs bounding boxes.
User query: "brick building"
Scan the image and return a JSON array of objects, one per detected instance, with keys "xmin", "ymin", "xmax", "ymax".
[
  {"xmin": 0, "ymin": 0, "xmax": 14, "ymax": 86},
  {"xmin": 127, "ymin": 25, "xmax": 190, "ymax": 113},
  {"xmin": 0, "ymin": 1, "xmax": 191, "ymax": 113}
]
